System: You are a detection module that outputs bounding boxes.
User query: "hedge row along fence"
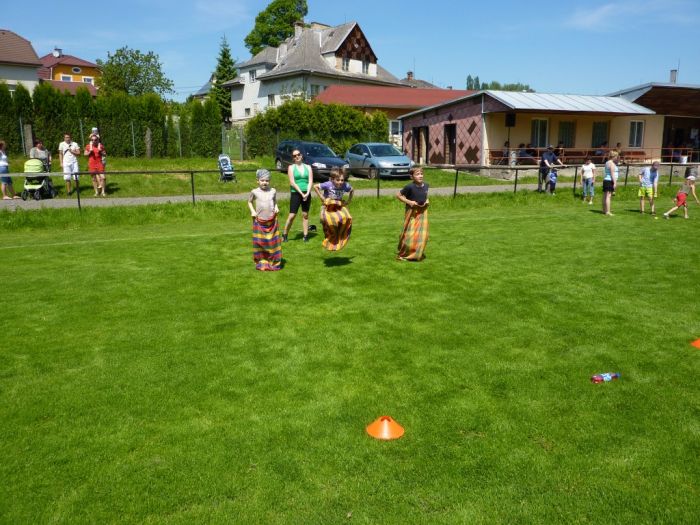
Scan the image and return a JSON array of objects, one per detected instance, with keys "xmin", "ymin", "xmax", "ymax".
[{"xmin": 0, "ymin": 83, "xmax": 222, "ymax": 158}]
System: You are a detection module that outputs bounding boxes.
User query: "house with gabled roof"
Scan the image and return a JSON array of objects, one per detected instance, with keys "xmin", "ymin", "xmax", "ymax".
[
  {"xmin": 38, "ymin": 48, "xmax": 99, "ymax": 96},
  {"xmin": 222, "ymin": 20, "xmax": 404, "ymax": 123},
  {"xmin": 0, "ymin": 29, "xmax": 41, "ymax": 93}
]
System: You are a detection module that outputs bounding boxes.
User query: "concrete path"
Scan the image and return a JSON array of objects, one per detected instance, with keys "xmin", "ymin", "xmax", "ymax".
[{"xmin": 0, "ymin": 183, "xmax": 576, "ymax": 211}]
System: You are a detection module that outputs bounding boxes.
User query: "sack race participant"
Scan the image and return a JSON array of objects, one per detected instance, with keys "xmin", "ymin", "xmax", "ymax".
[
  {"xmin": 313, "ymin": 168, "xmax": 354, "ymax": 251},
  {"xmin": 247, "ymin": 169, "xmax": 282, "ymax": 271},
  {"xmin": 396, "ymin": 167, "xmax": 430, "ymax": 261}
]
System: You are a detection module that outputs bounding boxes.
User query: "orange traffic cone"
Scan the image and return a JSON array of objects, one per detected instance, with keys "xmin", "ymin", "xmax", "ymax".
[
  {"xmin": 366, "ymin": 416, "xmax": 404, "ymax": 440},
  {"xmin": 691, "ymin": 339, "xmax": 700, "ymax": 349}
]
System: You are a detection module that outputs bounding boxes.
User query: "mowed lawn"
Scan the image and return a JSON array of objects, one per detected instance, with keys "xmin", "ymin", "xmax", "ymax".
[{"xmin": 1, "ymin": 190, "xmax": 699, "ymax": 523}]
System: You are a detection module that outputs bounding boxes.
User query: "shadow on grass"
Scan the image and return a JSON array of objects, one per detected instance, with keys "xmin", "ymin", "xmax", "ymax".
[{"xmin": 323, "ymin": 256, "xmax": 354, "ymax": 267}]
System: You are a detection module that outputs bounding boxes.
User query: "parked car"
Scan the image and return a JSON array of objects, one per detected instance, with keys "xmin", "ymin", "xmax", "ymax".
[
  {"xmin": 345, "ymin": 143, "xmax": 414, "ymax": 178},
  {"xmin": 275, "ymin": 140, "xmax": 349, "ymax": 182}
]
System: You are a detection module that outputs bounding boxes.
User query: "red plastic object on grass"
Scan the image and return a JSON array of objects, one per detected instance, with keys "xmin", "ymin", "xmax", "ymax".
[
  {"xmin": 366, "ymin": 416, "xmax": 405, "ymax": 440},
  {"xmin": 691, "ymin": 339, "xmax": 700, "ymax": 349}
]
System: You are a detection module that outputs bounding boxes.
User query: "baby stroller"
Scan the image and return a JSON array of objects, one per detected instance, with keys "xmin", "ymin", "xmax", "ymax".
[
  {"xmin": 22, "ymin": 158, "xmax": 57, "ymax": 201},
  {"xmin": 217, "ymin": 154, "xmax": 236, "ymax": 183}
]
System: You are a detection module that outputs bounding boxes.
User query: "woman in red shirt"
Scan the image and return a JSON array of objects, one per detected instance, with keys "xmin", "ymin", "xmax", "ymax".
[{"xmin": 84, "ymin": 134, "xmax": 106, "ymax": 196}]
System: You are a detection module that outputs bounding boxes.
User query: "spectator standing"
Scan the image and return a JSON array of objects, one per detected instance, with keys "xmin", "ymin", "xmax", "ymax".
[
  {"xmin": 602, "ymin": 150, "xmax": 620, "ymax": 216},
  {"xmin": 29, "ymin": 139, "xmax": 52, "ymax": 171},
  {"xmin": 0, "ymin": 140, "xmax": 20, "ymax": 199},
  {"xmin": 58, "ymin": 133, "xmax": 81, "ymax": 195},
  {"xmin": 580, "ymin": 157, "xmax": 596, "ymax": 204},
  {"xmin": 539, "ymin": 145, "xmax": 563, "ymax": 192},
  {"xmin": 638, "ymin": 161, "xmax": 660, "ymax": 215},
  {"xmin": 85, "ymin": 134, "xmax": 107, "ymax": 196}
]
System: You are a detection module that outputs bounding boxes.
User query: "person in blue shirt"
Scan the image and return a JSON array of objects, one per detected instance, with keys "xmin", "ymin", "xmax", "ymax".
[
  {"xmin": 638, "ymin": 161, "xmax": 660, "ymax": 215},
  {"xmin": 539, "ymin": 145, "xmax": 563, "ymax": 192}
]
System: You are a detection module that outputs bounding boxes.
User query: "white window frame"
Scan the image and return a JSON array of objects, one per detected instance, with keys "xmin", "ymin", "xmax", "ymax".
[
  {"xmin": 72, "ymin": 66, "xmax": 82, "ymax": 74},
  {"xmin": 244, "ymin": 108, "xmax": 251, "ymax": 117},
  {"xmin": 249, "ymin": 69, "xmax": 257, "ymax": 83},
  {"xmin": 310, "ymin": 84, "xmax": 320, "ymax": 97},
  {"xmin": 268, "ymin": 94, "xmax": 276, "ymax": 107},
  {"xmin": 362, "ymin": 60, "xmax": 369, "ymax": 74},
  {"xmin": 61, "ymin": 74, "xmax": 72, "ymax": 82},
  {"xmin": 82, "ymin": 76, "xmax": 94, "ymax": 85},
  {"xmin": 629, "ymin": 121, "xmax": 644, "ymax": 148},
  {"xmin": 390, "ymin": 120, "xmax": 402, "ymax": 135},
  {"xmin": 342, "ymin": 57, "xmax": 349, "ymax": 71}
]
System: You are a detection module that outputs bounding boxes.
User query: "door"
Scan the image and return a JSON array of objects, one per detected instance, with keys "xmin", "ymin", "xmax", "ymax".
[
  {"xmin": 413, "ymin": 127, "xmax": 429, "ymax": 164},
  {"xmin": 444, "ymin": 124, "xmax": 456, "ymax": 164}
]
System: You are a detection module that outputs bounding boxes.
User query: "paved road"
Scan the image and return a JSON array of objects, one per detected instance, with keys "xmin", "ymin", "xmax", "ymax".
[{"xmin": 0, "ymin": 183, "xmax": 575, "ymax": 211}]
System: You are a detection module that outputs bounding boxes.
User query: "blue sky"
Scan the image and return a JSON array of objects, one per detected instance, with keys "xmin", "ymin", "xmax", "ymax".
[{"xmin": 6, "ymin": 0, "xmax": 700, "ymax": 100}]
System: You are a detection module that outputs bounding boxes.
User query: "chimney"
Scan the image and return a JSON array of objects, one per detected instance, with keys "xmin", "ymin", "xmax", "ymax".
[
  {"xmin": 407, "ymin": 71, "xmax": 414, "ymax": 81},
  {"xmin": 279, "ymin": 42, "xmax": 287, "ymax": 58},
  {"xmin": 52, "ymin": 47, "xmax": 63, "ymax": 58},
  {"xmin": 294, "ymin": 20, "xmax": 304, "ymax": 38},
  {"xmin": 670, "ymin": 69, "xmax": 678, "ymax": 84}
]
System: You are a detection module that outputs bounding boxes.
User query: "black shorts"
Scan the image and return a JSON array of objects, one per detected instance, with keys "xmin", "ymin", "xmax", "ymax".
[
  {"xmin": 603, "ymin": 180, "xmax": 615, "ymax": 193},
  {"xmin": 289, "ymin": 191, "xmax": 311, "ymax": 214}
]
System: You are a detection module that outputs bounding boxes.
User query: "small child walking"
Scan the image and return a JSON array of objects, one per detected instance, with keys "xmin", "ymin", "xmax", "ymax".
[
  {"xmin": 580, "ymin": 157, "xmax": 596, "ymax": 204},
  {"xmin": 396, "ymin": 167, "xmax": 430, "ymax": 261},
  {"xmin": 545, "ymin": 167, "xmax": 558, "ymax": 195},
  {"xmin": 313, "ymin": 167, "xmax": 353, "ymax": 251},
  {"xmin": 248, "ymin": 169, "xmax": 282, "ymax": 271},
  {"xmin": 663, "ymin": 175, "xmax": 699, "ymax": 219}
]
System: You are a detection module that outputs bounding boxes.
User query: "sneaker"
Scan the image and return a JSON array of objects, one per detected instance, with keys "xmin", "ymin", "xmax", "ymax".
[
  {"xmin": 282, "ymin": 233, "xmax": 288, "ymax": 242},
  {"xmin": 663, "ymin": 214, "xmax": 669, "ymax": 219},
  {"xmin": 303, "ymin": 235, "xmax": 309, "ymax": 243},
  {"xmin": 588, "ymin": 201, "xmax": 593, "ymax": 205}
]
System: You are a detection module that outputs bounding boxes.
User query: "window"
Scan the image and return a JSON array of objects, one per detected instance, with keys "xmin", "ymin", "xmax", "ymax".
[
  {"xmin": 61, "ymin": 75, "xmax": 72, "ymax": 82},
  {"xmin": 249, "ymin": 70, "xmax": 257, "ymax": 82},
  {"xmin": 82, "ymin": 77, "xmax": 94, "ymax": 85},
  {"xmin": 591, "ymin": 121, "xmax": 609, "ymax": 148},
  {"xmin": 390, "ymin": 120, "xmax": 402, "ymax": 135},
  {"xmin": 629, "ymin": 121, "xmax": 644, "ymax": 148},
  {"xmin": 362, "ymin": 60, "xmax": 369, "ymax": 74},
  {"xmin": 72, "ymin": 67, "xmax": 82, "ymax": 74},
  {"xmin": 530, "ymin": 119, "xmax": 548, "ymax": 148},
  {"xmin": 557, "ymin": 122, "xmax": 575, "ymax": 148},
  {"xmin": 268, "ymin": 94, "xmax": 276, "ymax": 107},
  {"xmin": 342, "ymin": 57, "xmax": 349, "ymax": 71},
  {"xmin": 310, "ymin": 84, "xmax": 320, "ymax": 97},
  {"xmin": 244, "ymin": 108, "xmax": 251, "ymax": 117}
]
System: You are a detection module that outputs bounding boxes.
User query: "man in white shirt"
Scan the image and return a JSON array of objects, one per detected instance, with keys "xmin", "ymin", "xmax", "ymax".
[{"xmin": 58, "ymin": 133, "xmax": 81, "ymax": 195}]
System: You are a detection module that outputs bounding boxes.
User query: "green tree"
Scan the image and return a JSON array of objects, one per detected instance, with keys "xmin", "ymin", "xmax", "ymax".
[
  {"xmin": 466, "ymin": 75, "xmax": 474, "ymax": 90},
  {"xmin": 97, "ymin": 46, "xmax": 174, "ymax": 97},
  {"xmin": 13, "ymin": 83, "xmax": 34, "ymax": 123},
  {"xmin": 0, "ymin": 83, "xmax": 21, "ymax": 154},
  {"xmin": 465, "ymin": 74, "xmax": 534, "ymax": 92},
  {"xmin": 211, "ymin": 36, "xmax": 237, "ymax": 122},
  {"xmin": 244, "ymin": 0, "xmax": 308, "ymax": 56},
  {"xmin": 32, "ymin": 83, "xmax": 65, "ymax": 150}
]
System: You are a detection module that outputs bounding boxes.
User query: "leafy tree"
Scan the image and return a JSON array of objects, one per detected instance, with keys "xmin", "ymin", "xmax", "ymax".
[
  {"xmin": 97, "ymin": 46, "xmax": 174, "ymax": 97},
  {"xmin": 466, "ymin": 74, "xmax": 474, "ymax": 90},
  {"xmin": 473, "ymin": 76, "xmax": 480, "ymax": 91},
  {"xmin": 244, "ymin": 0, "xmax": 308, "ymax": 56},
  {"xmin": 13, "ymin": 83, "xmax": 34, "ymax": 123},
  {"xmin": 32, "ymin": 83, "xmax": 66, "ymax": 151},
  {"xmin": 211, "ymin": 36, "xmax": 237, "ymax": 122}
]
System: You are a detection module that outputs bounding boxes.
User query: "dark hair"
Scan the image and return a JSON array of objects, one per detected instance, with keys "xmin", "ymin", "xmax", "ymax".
[
  {"xmin": 34, "ymin": 139, "xmax": 43, "ymax": 146},
  {"xmin": 0, "ymin": 140, "xmax": 5, "ymax": 150},
  {"xmin": 584, "ymin": 156, "xmax": 591, "ymax": 161}
]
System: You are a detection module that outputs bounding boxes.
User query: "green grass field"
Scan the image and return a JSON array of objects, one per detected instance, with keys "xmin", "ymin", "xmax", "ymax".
[
  {"xmin": 8, "ymin": 156, "xmax": 542, "ymax": 199},
  {"xmin": 1, "ymin": 189, "xmax": 699, "ymax": 523}
]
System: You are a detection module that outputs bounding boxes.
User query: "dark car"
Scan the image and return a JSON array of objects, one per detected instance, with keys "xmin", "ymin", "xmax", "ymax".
[
  {"xmin": 345, "ymin": 142, "xmax": 414, "ymax": 178},
  {"xmin": 275, "ymin": 140, "xmax": 349, "ymax": 182}
]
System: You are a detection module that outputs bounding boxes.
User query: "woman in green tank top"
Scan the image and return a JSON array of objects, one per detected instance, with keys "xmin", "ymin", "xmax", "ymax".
[{"xmin": 283, "ymin": 148, "xmax": 314, "ymax": 242}]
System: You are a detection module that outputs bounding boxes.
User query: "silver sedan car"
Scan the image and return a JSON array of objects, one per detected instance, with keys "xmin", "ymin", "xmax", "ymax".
[{"xmin": 345, "ymin": 143, "xmax": 414, "ymax": 178}]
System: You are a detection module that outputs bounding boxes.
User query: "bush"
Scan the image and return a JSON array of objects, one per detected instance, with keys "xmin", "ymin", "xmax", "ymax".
[{"xmin": 244, "ymin": 99, "xmax": 390, "ymax": 158}]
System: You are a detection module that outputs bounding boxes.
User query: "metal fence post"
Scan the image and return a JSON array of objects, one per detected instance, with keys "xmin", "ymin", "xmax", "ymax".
[
  {"xmin": 376, "ymin": 170, "xmax": 380, "ymax": 198},
  {"xmin": 453, "ymin": 168, "xmax": 459, "ymax": 197},
  {"xmin": 513, "ymin": 168, "xmax": 519, "ymax": 194},
  {"xmin": 131, "ymin": 121, "xmax": 137, "ymax": 157},
  {"xmin": 572, "ymin": 167, "xmax": 577, "ymax": 197},
  {"xmin": 190, "ymin": 171, "xmax": 196, "ymax": 205},
  {"xmin": 668, "ymin": 163, "xmax": 674, "ymax": 186},
  {"xmin": 623, "ymin": 164, "xmax": 629, "ymax": 187},
  {"xmin": 75, "ymin": 173, "xmax": 82, "ymax": 212}
]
